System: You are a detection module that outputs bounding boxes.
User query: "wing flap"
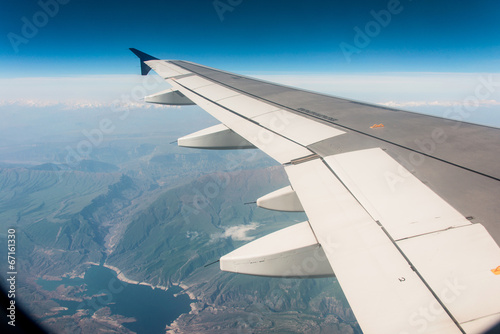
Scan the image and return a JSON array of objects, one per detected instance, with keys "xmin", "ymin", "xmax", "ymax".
[
  {"xmin": 170, "ymin": 81, "xmax": 312, "ymax": 163},
  {"xmin": 194, "ymin": 84, "xmax": 240, "ymax": 101},
  {"xmin": 145, "ymin": 60, "xmax": 190, "ymax": 77},
  {"xmin": 217, "ymin": 94, "xmax": 281, "ymax": 118},
  {"xmin": 171, "ymin": 74, "xmax": 346, "ymax": 152},
  {"xmin": 175, "ymin": 74, "xmax": 213, "ymax": 88},
  {"xmin": 285, "ymin": 158, "xmax": 463, "ymax": 334},
  {"xmin": 323, "ymin": 148, "xmax": 471, "ymax": 240},
  {"xmin": 398, "ymin": 224, "xmax": 500, "ymax": 326},
  {"xmin": 320, "ymin": 148, "xmax": 500, "ymax": 331},
  {"xmin": 252, "ymin": 110, "xmax": 345, "ymax": 146}
]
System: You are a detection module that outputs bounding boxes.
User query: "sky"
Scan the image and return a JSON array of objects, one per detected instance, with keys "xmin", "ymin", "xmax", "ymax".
[
  {"xmin": 1, "ymin": 0, "xmax": 499, "ymax": 75},
  {"xmin": 1, "ymin": 0, "xmax": 500, "ymax": 124}
]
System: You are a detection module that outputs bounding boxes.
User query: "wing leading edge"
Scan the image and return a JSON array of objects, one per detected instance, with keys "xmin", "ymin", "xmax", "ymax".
[{"xmin": 130, "ymin": 49, "xmax": 500, "ymax": 333}]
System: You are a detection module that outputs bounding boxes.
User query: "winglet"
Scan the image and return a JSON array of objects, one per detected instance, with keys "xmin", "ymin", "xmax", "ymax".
[{"xmin": 129, "ymin": 48, "xmax": 158, "ymax": 76}]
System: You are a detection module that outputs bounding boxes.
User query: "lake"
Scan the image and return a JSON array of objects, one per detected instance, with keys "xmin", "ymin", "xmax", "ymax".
[{"xmin": 37, "ymin": 265, "xmax": 192, "ymax": 333}]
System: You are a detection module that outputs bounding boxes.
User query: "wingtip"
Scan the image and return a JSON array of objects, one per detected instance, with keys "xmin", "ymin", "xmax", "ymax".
[
  {"xmin": 129, "ymin": 48, "xmax": 158, "ymax": 75},
  {"xmin": 129, "ymin": 48, "xmax": 158, "ymax": 61}
]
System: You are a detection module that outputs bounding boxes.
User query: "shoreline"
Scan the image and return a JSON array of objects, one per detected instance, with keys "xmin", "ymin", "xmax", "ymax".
[
  {"xmin": 84, "ymin": 262, "xmax": 201, "ymax": 324},
  {"xmin": 85, "ymin": 261, "xmax": 169, "ymax": 290},
  {"xmin": 173, "ymin": 282, "xmax": 197, "ymax": 300}
]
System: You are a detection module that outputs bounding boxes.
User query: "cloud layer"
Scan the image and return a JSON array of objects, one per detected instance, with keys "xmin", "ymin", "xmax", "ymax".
[{"xmin": 2, "ymin": 73, "xmax": 499, "ymax": 126}]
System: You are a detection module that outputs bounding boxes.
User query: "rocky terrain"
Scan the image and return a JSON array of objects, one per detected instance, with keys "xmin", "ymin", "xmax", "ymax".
[{"xmin": 0, "ymin": 104, "xmax": 360, "ymax": 333}]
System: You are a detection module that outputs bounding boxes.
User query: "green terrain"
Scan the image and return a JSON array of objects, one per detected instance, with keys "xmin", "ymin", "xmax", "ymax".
[{"xmin": 0, "ymin": 104, "xmax": 359, "ymax": 333}]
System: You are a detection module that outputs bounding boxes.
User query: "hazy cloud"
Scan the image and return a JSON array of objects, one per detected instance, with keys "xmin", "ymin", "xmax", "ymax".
[
  {"xmin": 2, "ymin": 72, "xmax": 499, "ymax": 126},
  {"xmin": 0, "ymin": 74, "xmax": 171, "ymax": 104},
  {"xmin": 380, "ymin": 99, "xmax": 500, "ymax": 108},
  {"xmin": 210, "ymin": 223, "xmax": 260, "ymax": 242},
  {"xmin": 0, "ymin": 98, "xmax": 180, "ymax": 110},
  {"xmin": 252, "ymin": 72, "xmax": 500, "ymax": 102}
]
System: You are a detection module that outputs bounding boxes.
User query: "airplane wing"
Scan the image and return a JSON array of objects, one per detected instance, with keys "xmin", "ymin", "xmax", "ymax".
[{"xmin": 130, "ymin": 48, "xmax": 500, "ymax": 334}]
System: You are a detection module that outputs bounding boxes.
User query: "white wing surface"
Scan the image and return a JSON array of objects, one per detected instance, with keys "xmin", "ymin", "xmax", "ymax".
[{"xmin": 130, "ymin": 49, "xmax": 500, "ymax": 334}]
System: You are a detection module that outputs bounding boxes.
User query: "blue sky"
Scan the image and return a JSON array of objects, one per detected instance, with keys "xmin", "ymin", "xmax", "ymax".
[
  {"xmin": 1, "ymin": 0, "xmax": 499, "ymax": 76},
  {"xmin": 1, "ymin": 0, "xmax": 499, "ymax": 126}
]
